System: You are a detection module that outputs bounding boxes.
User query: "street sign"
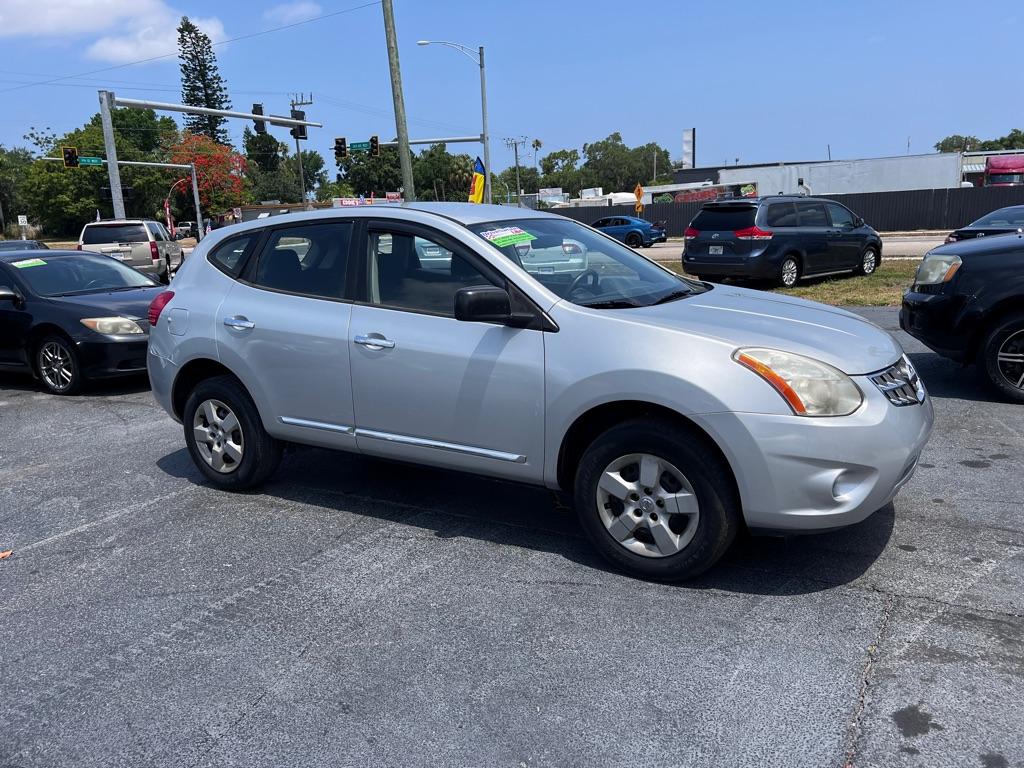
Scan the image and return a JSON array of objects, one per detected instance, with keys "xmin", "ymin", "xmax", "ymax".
[
  {"xmin": 350, "ymin": 141, "xmax": 371, "ymax": 152},
  {"xmin": 17, "ymin": 215, "xmax": 28, "ymax": 226},
  {"xmin": 79, "ymin": 156, "xmax": 103, "ymax": 166}
]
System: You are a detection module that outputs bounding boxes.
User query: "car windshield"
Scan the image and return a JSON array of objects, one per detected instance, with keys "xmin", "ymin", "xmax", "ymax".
[
  {"xmin": 970, "ymin": 207, "xmax": 1024, "ymax": 228},
  {"xmin": 8, "ymin": 254, "xmax": 157, "ymax": 296},
  {"xmin": 468, "ymin": 217, "xmax": 703, "ymax": 308},
  {"xmin": 0, "ymin": 240, "xmax": 47, "ymax": 250}
]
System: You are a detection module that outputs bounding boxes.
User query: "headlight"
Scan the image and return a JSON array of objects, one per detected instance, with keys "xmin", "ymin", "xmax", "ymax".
[
  {"xmin": 734, "ymin": 348, "xmax": 863, "ymax": 417},
  {"xmin": 80, "ymin": 317, "xmax": 144, "ymax": 335},
  {"xmin": 914, "ymin": 253, "xmax": 961, "ymax": 285}
]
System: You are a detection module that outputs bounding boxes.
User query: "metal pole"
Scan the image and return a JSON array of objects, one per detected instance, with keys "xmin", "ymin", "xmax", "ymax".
[
  {"xmin": 479, "ymin": 46, "xmax": 491, "ymax": 205},
  {"xmin": 381, "ymin": 0, "xmax": 416, "ymax": 201},
  {"xmin": 112, "ymin": 97, "xmax": 321, "ymax": 128},
  {"xmin": 294, "ymin": 136, "xmax": 306, "ymax": 205},
  {"xmin": 99, "ymin": 90, "xmax": 126, "ymax": 219},
  {"xmin": 190, "ymin": 164, "xmax": 204, "ymax": 242}
]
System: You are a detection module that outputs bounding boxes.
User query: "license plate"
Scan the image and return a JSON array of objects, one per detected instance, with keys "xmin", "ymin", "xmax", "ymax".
[{"xmin": 709, "ymin": 245, "xmax": 724, "ymax": 255}]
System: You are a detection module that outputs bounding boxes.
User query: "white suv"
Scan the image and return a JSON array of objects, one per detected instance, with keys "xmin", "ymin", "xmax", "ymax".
[{"xmin": 79, "ymin": 219, "xmax": 183, "ymax": 282}]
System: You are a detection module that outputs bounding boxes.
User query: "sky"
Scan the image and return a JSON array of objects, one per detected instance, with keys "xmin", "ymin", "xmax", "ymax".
[{"xmin": 1, "ymin": 0, "xmax": 1023, "ymax": 184}]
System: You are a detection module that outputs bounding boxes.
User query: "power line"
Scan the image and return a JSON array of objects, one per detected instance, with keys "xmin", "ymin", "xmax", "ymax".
[{"xmin": 0, "ymin": 1, "xmax": 381, "ymax": 96}]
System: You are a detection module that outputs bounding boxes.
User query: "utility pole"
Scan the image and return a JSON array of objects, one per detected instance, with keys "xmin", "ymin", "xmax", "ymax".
[
  {"xmin": 381, "ymin": 0, "xmax": 416, "ymax": 201},
  {"xmin": 291, "ymin": 93, "xmax": 313, "ymax": 208},
  {"xmin": 98, "ymin": 90, "xmax": 126, "ymax": 218},
  {"xmin": 653, "ymin": 152, "xmax": 657, "ymax": 184},
  {"xmin": 504, "ymin": 137, "xmax": 526, "ymax": 207}
]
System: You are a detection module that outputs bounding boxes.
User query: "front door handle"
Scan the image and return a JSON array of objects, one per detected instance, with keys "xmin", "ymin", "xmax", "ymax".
[
  {"xmin": 354, "ymin": 334, "xmax": 396, "ymax": 350},
  {"xmin": 223, "ymin": 316, "xmax": 255, "ymax": 330}
]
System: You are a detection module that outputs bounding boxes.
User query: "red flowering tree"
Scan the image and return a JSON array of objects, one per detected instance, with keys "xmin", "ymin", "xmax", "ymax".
[{"xmin": 168, "ymin": 133, "xmax": 246, "ymax": 213}]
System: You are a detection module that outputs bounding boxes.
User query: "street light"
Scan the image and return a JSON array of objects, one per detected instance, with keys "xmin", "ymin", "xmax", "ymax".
[{"xmin": 417, "ymin": 39, "xmax": 491, "ymax": 205}]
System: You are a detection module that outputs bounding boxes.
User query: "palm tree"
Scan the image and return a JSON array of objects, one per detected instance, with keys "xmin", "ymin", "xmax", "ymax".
[{"xmin": 531, "ymin": 138, "xmax": 543, "ymax": 171}]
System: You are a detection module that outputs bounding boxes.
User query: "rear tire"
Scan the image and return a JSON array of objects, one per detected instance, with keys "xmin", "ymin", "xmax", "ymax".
[
  {"xmin": 856, "ymin": 246, "xmax": 879, "ymax": 276},
  {"xmin": 779, "ymin": 255, "xmax": 801, "ymax": 288},
  {"xmin": 626, "ymin": 233, "xmax": 643, "ymax": 248},
  {"xmin": 981, "ymin": 312, "xmax": 1024, "ymax": 404},
  {"xmin": 183, "ymin": 375, "xmax": 282, "ymax": 489},
  {"xmin": 574, "ymin": 418, "xmax": 740, "ymax": 581}
]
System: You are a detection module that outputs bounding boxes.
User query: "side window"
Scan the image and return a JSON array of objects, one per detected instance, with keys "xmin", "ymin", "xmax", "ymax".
[
  {"xmin": 252, "ymin": 222, "xmax": 352, "ymax": 299},
  {"xmin": 796, "ymin": 202, "xmax": 828, "ymax": 227},
  {"xmin": 765, "ymin": 203, "xmax": 798, "ymax": 227},
  {"xmin": 592, "ymin": 218, "xmax": 608, "ymax": 228},
  {"xmin": 826, "ymin": 203, "xmax": 855, "ymax": 228},
  {"xmin": 147, "ymin": 223, "xmax": 165, "ymax": 241},
  {"xmin": 209, "ymin": 234, "xmax": 258, "ymax": 276},
  {"xmin": 367, "ymin": 230, "xmax": 493, "ymax": 316}
]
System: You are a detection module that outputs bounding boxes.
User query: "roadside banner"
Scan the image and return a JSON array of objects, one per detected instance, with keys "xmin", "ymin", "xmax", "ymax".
[{"xmin": 468, "ymin": 157, "xmax": 485, "ymax": 204}]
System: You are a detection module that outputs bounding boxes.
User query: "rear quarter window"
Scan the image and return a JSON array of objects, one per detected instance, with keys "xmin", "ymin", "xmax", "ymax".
[
  {"xmin": 209, "ymin": 233, "xmax": 258, "ymax": 276},
  {"xmin": 765, "ymin": 203, "xmax": 798, "ymax": 227},
  {"xmin": 691, "ymin": 206, "xmax": 757, "ymax": 231},
  {"xmin": 82, "ymin": 224, "xmax": 148, "ymax": 244}
]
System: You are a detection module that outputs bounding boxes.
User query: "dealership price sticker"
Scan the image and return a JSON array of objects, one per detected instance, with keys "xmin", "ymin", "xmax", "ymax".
[
  {"xmin": 479, "ymin": 226, "xmax": 537, "ymax": 248},
  {"xmin": 11, "ymin": 258, "xmax": 46, "ymax": 268}
]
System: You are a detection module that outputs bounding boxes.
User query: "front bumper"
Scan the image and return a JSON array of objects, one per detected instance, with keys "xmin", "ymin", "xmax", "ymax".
[
  {"xmin": 694, "ymin": 379, "xmax": 934, "ymax": 532},
  {"xmin": 76, "ymin": 336, "xmax": 150, "ymax": 379},
  {"xmin": 900, "ymin": 291, "xmax": 970, "ymax": 363}
]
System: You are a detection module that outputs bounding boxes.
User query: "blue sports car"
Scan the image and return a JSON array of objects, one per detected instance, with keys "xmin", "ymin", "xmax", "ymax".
[{"xmin": 591, "ymin": 215, "xmax": 667, "ymax": 248}]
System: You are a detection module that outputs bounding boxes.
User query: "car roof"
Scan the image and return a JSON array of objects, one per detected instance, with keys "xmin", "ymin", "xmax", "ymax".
[
  {"xmin": 702, "ymin": 195, "xmax": 834, "ymax": 208},
  {"xmin": 0, "ymin": 249, "xmax": 84, "ymax": 263},
  {"xmin": 83, "ymin": 219, "xmax": 152, "ymax": 225}
]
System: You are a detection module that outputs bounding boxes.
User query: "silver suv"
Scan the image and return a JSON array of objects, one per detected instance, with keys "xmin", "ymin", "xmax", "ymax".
[
  {"xmin": 79, "ymin": 219, "xmax": 183, "ymax": 282},
  {"xmin": 147, "ymin": 204, "xmax": 933, "ymax": 581}
]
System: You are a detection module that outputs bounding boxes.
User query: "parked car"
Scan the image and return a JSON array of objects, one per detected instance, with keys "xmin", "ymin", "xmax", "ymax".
[
  {"xmin": 682, "ymin": 196, "xmax": 882, "ymax": 287},
  {"xmin": 174, "ymin": 221, "xmax": 196, "ymax": 239},
  {"xmin": 0, "ymin": 249, "xmax": 162, "ymax": 394},
  {"xmin": 0, "ymin": 240, "xmax": 49, "ymax": 251},
  {"xmin": 901, "ymin": 231, "xmax": 1024, "ymax": 402},
  {"xmin": 148, "ymin": 203, "xmax": 932, "ymax": 581},
  {"xmin": 78, "ymin": 219, "xmax": 183, "ymax": 283},
  {"xmin": 591, "ymin": 216, "xmax": 667, "ymax": 248},
  {"xmin": 944, "ymin": 205, "xmax": 1024, "ymax": 243}
]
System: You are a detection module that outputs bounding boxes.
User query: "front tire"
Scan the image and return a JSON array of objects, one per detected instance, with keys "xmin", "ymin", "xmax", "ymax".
[
  {"xmin": 574, "ymin": 418, "xmax": 740, "ymax": 581},
  {"xmin": 856, "ymin": 246, "xmax": 879, "ymax": 276},
  {"xmin": 183, "ymin": 375, "xmax": 282, "ymax": 489},
  {"xmin": 626, "ymin": 233, "xmax": 643, "ymax": 248},
  {"xmin": 36, "ymin": 336, "xmax": 82, "ymax": 395},
  {"xmin": 779, "ymin": 255, "xmax": 801, "ymax": 288},
  {"xmin": 981, "ymin": 312, "xmax": 1024, "ymax": 404}
]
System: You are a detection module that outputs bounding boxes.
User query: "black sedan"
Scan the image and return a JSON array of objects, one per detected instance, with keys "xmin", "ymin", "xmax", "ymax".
[
  {"xmin": 944, "ymin": 205, "xmax": 1024, "ymax": 243},
  {"xmin": 0, "ymin": 240, "xmax": 49, "ymax": 251},
  {"xmin": 901, "ymin": 232, "xmax": 1024, "ymax": 402},
  {"xmin": 0, "ymin": 249, "xmax": 163, "ymax": 394}
]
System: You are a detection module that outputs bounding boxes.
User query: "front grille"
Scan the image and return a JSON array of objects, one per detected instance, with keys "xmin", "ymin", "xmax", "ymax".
[{"xmin": 870, "ymin": 355, "xmax": 925, "ymax": 406}]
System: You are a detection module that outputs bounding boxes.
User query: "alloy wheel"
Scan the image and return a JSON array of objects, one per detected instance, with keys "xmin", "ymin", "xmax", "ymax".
[
  {"xmin": 192, "ymin": 399, "xmax": 244, "ymax": 474},
  {"xmin": 862, "ymin": 249, "xmax": 878, "ymax": 274},
  {"xmin": 781, "ymin": 259, "xmax": 799, "ymax": 287},
  {"xmin": 996, "ymin": 330, "xmax": 1024, "ymax": 390},
  {"xmin": 39, "ymin": 341, "xmax": 74, "ymax": 392},
  {"xmin": 595, "ymin": 453, "xmax": 700, "ymax": 558}
]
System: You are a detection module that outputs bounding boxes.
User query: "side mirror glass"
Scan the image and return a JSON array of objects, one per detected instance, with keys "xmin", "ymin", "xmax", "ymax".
[
  {"xmin": 0, "ymin": 286, "xmax": 22, "ymax": 306},
  {"xmin": 454, "ymin": 285, "xmax": 511, "ymax": 323}
]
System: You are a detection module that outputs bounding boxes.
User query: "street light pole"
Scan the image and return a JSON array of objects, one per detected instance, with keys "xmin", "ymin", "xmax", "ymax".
[{"xmin": 418, "ymin": 40, "xmax": 491, "ymax": 204}]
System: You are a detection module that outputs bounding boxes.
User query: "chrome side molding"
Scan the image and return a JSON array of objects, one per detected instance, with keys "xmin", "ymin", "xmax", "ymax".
[{"xmin": 355, "ymin": 428, "xmax": 526, "ymax": 464}]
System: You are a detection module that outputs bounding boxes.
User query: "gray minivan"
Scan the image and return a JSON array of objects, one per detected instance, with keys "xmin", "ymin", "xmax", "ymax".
[{"xmin": 682, "ymin": 196, "xmax": 882, "ymax": 287}]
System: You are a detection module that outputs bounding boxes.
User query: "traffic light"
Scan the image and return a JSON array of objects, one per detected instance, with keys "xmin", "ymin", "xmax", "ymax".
[
  {"xmin": 252, "ymin": 104, "xmax": 267, "ymax": 135},
  {"xmin": 62, "ymin": 146, "xmax": 79, "ymax": 168},
  {"xmin": 290, "ymin": 109, "xmax": 307, "ymax": 141},
  {"xmin": 334, "ymin": 137, "xmax": 348, "ymax": 162},
  {"xmin": 369, "ymin": 135, "xmax": 379, "ymax": 157}
]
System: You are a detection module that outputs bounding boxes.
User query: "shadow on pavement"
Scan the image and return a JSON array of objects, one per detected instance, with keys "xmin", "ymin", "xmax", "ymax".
[
  {"xmin": 0, "ymin": 371, "xmax": 151, "ymax": 397},
  {"xmin": 157, "ymin": 441, "xmax": 895, "ymax": 597},
  {"xmin": 905, "ymin": 352, "xmax": 1006, "ymax": 404}
]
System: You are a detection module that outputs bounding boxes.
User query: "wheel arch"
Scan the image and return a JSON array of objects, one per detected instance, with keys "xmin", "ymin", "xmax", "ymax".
[
  {"xmin": 171, "ymin": 358, "xmax": 238, "ymax": 421},
  {"xmin": 968, "ymin": 298, "xmax": 1024, "ymax": 362},
  {"xmin": 27, "ymin": 323, "xmax": 75, "ymax": 373},
  {"xmin": 555, "ymin": 400, "xmax": 740, "ymax": 505}
]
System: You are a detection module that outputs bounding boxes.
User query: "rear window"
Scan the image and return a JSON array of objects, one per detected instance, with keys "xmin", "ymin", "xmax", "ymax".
[
  {"xmin": 765, "ymin": 203, "xmax": 798, "ymax": 227},
  {"xmin": 691, "ymin": 206, "xmax": 756, "ymax": 231},
  {"xmin": 82, "ymin": 224, "xmax": 148, "ymax": 244}
]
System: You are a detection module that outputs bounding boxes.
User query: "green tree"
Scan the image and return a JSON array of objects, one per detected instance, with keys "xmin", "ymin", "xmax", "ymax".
[
  {"xmin": 539, "ymin": 148, "xmax": 583, "ymax": 195},
  {"xmin": 0, "ymin": 144, "xmax": 33, "ymax": 235},
  {"xmin": 177, "ymin": 17, "xmax": 231, "ymax": 145},
  {"xmin": 88, "ymin": 109, "xmax": 178, "ymax": 154},
  {"xmin": 316, "ymin": 178, "xmax": 356, "ymax": 202},
  {"xmin": 414, "ymin": 144, "xmax": 473, "ymax": 201},
  {"xmin": 496, "ymin": 165, "xmax": 540, "ymax": 200},
  {"xmin": 293, "ymin": 149, "xmax": 328, "ymax": 197},
  {"xmin": 935, "ymin": 134, "xmax": 981, "ymax": 153},
  {"xmin": 935, "ymin": 129, "xmax": 1024, "ymax": 153},
  {"xmin": 242, "ymin": 127, "xmax": 284, "ymax": 174},
  {"xmin": 338, "ymin": 146, "xmax": 403, "ymax": 197}
]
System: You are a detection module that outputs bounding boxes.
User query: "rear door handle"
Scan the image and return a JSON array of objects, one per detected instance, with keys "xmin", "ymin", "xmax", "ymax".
[
  {"xmin": 354, "ymin": 334, "xmax": 395, "ymax": 350},
  {"xmin": 223, "ymin": 316, "xmax": 255, "ymax": 330}
]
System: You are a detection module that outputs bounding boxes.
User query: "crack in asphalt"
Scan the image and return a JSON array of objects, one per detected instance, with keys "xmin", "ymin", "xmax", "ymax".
[{"xmin": 842, "ymin": 591, "xmax": 896, "ymax": 768}]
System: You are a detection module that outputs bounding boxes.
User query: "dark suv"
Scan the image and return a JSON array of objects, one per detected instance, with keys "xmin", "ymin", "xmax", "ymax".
[{"xmin": 682, "ymin": 196, "xmax": 882, "ymax": 287}]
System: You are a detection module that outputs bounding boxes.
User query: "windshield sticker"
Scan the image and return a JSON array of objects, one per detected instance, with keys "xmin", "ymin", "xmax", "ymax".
[
  {"xmin": 479, "ymin": 226, "xmax": 537, "ymax": 248},
  {"xmin": 11, "ymin": 258, "xmax": 46, "ymax": 268}
]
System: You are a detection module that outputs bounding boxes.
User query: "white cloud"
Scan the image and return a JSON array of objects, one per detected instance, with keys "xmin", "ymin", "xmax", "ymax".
[
  {"xmin": 262, "ymin": 0, "xmax": 321, "ymax": 25},
  {"xmin": 0, "ymin": 0, "xmax": 225, "ymax": 65},
  {"xmin": 86, "ymin": 13, "xmax": 225, "ymax": 63}
]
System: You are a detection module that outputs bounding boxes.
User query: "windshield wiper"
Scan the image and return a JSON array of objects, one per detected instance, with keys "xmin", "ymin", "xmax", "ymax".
[
  {"xmin": 579, "ymin": 299, "xmax": 641, "ymax": 309},
  {"xmin": 651, "ymin": 289, "xmax": 692, "ymax": 305}
]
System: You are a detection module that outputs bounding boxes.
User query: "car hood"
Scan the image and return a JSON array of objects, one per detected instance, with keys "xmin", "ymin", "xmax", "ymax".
[
  {"xmin": 48, "ymin": 286, "xmax": 163, "ymax": 321},
  {"xmin": 624, "ymin": 285, "xmax": 902, "ymax": 375}
]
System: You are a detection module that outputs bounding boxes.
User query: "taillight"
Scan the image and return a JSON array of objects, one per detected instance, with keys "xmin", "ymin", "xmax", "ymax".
[
  {"xmin": 562, "ymin": 242, "xmax": 581, "ymax": 255},
  {"xmin": 945, "ymin": 233, "xmax": 958, "ymax": 244},
  {"xmin": 76, "ymin": 243, "xmax": 82, "ymax": 250},
  {"xmin": 684, "ymin": 226, "xmax": 699, "ymax": 240},
  {"xmin": 734, "ymin": 226, "xmax": 774, "ymax": 241},
  {"xmin": 150, "ymin": 241, "xmax": 160, "ymax": 261},
  {"xmin": 148, "ymin": 291, "xmax": 174, "ymax": 326}
]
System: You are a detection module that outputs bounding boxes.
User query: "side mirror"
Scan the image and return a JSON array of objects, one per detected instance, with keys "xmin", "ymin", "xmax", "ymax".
[
  {"xmin": 455, "ymin": 285, "xmax": 512, "ymax": 323},
  {"xmin": 0, "ymin": 286, "xmax": 22, "ymax": 307}
]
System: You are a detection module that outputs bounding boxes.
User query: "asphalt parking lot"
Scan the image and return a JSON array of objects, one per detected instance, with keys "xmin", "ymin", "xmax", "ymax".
[{"xmin": 1, "ymin": 307, "xmax": 1022, "ymax": 768}]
